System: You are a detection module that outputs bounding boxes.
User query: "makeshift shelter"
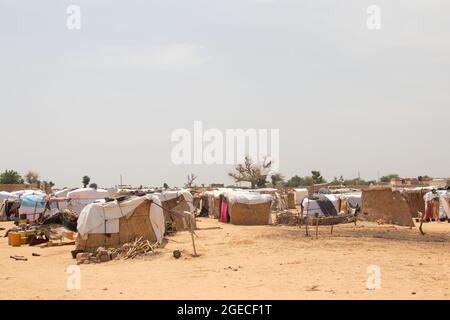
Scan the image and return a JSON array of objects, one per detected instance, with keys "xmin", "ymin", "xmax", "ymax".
[
  {"xmin": 402, "ymin": 188, "xmax": 427, "ymax": 218},
  {"xmin": 208, "ymin": 190, "xmax": 225, "ymax": 219},
  {"xmin": 423, "ymin": 190, "xmax": 450, "ymax": 221},
  {"xmin": 76, "ymin": 195, "xmax": 164, "ymax": 252},
  {"xmin": 286, "ymin": 192, "xmax": 296, "ymax": 209},
  {"xmin": 0, "ymin": 191, "xmax": 18, "ymax": 203},
  {"xmin": 336, "ymin": 193, "xmax": 361, "ymax": 214},
  {"xmin": 0, "ymin": 192, "xmax": 20, "ymax": 221},
  {"xmin": 194, "ymin": 191, "xmax": 212, "ymax": 217},
  {"xmin": 302, "ymin": 194, "xmax": 339, "ymax": 217},
  {"xmin": 293, "ymin": 188, "xmax": 309, "ymax": 205},
  {"xmin": 218, "ymin": 191, "xmax": 272, "ymax": 225},
  {"xmin": 251, "ymin": 188, "xmax": 289, "ymax": 211},
  {"xmin": 18, "ymin": 190, "xmax": 59, "ymax": 221},
  {"xmin": 54, "ymin": 188, "xmax": 72, "ymax": 197},
  {"xmin": 361, "ymin": 187, "xmax": 414, "ymax": 227},
  {"xmin": 66, "ymin": 187, "xmax": 112, "ymax": 215},
  {"xmin": 156, "ymin": 190, "xmax": 194, "ymax": 231}
]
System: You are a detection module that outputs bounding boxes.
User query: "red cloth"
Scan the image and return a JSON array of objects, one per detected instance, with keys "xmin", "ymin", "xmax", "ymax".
[
  {"xmin": 219, "ymin": 199, "xmax": 228, "ymax": 223},
  {"xmin": 424, "ymin": 200, "xmax": 434, "ymax": 220}
]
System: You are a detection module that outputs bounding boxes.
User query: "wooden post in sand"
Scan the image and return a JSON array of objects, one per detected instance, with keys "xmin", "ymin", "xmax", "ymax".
[
  {"xmin": 190, "ymin": 229, "xmax": 197, "ymax": 256},
  {"xmin": 315, "ymin": 213, "xmax": 319, "ymax": 239},
  {"xmin": 185, "ymin": 211, "xmax": 199, "ymax": 256}
]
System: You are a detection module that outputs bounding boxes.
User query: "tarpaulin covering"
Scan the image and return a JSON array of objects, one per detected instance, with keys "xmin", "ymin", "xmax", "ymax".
[
  {"xmin": 77, "ymin": 195, "xmax": 165, "ymax": 244},
  {"xmin": 302, "ymin": 195, "xmax": 338, "ymax": 217},
  {"xmin": 18, "ymin": 191, "xmax": 59, "ymax": 220}
]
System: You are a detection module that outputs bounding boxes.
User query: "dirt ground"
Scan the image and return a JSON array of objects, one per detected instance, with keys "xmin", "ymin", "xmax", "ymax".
[{"xmin": 1, "ymin": 216, "xmax": 450, "ymax": 300}]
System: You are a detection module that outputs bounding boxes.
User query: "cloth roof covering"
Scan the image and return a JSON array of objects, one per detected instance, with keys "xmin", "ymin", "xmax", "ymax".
[{"xmin": 77, "ymin": 194, "xmax": 165, "ymax": 244}]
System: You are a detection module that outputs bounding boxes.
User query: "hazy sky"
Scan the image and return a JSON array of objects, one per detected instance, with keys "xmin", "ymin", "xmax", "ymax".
[{"xmin": 1, "ymin": 0, "xmax": 449, "ymax": 188}]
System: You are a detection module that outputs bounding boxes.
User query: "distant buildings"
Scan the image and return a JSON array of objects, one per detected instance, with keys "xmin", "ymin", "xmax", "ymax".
[{"xmin": 390, "ymin": 177, "xmax": 449, "ymax": 187}]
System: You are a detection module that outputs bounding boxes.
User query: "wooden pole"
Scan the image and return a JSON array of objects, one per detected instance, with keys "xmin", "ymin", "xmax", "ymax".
[
  {"xmin": 186, "ymin": 211, "xmax": 199, "ymax": 256},
  {"xmin": 305, "ymin": 217, "xmax": 309, "ymax": 236},
  {"xmin": 315, "ymin": 217, "xmax": 319, "ymax": 239},
  {"xmin": 190, "ymin": 229, "xmax": 197, "ymax": 256}
]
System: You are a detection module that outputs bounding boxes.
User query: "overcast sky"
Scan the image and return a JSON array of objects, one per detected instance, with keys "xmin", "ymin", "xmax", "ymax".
[{"xmin": 1, "ymin": 0, "xmax": 449, "ymax": 188}]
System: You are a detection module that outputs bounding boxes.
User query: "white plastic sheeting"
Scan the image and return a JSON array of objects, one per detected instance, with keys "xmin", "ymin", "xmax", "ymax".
[
  {"xmin": 54, "ymin": 188, "xmax": 71, "ymax": 197},
  {"xmin": 17, "ymin": 190, "xmax": 59, "ymax": 220},
  {"xmin": 0, "ymin": 191, "xmax": 18, "ymax": 202},
  {"xmin": 77, "ymin": 195, "xmax": 165, "ymax": 244},
  {"xmin": 293, "ymin": 188, "xmax": 309, "ymax": 205},
  {"xmin": 337, "ymin": 193, "xmax": 362, "ymax": 209},
  {"xmin": 66, "ymin": 188, "xmax": 111, "ymax": 215},
  {"xmin": 302, "ymin": 195, "xmax": 338, "ymax": 217},
  {"xmin": 225, "ymin": 191, "xmax": 272, "ymax": 205}
]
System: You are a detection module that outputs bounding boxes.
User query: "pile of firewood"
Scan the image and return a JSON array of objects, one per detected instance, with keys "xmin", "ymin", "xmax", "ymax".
[
  {"xmin": 111, "ymin": 237, "xmax": 157, "ymax": 260},
  {"xmin": 76, "ymin": 237, "xmax": 158, "ymax": 264}
]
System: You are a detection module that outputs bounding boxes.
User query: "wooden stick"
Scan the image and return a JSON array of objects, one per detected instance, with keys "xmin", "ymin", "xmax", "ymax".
[
  {"xmin": 305, "ymin": 216, "xmax": 309, "ymax": 236},
  {"xmin": 186, "ymin": 211, "xmax": 198, "ymax": 257},
  {"xmin": 10, "ymin": 255, "xmax": 27, "ymax": 261},
  {"xmin": 419, "ymin": 217, "xmax": 425, "ymax": 236},
  {"xmin": 315, "ymin": 216, "xmax": 319, "ymax": 239},
  {"xmin": 190, "ymin": 229, "xmax": 197, "ymax": 256}
]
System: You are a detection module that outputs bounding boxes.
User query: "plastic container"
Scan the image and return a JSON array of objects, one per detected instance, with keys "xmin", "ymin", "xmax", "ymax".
[{"xmin": 9, "ymin": 232, "xmax": 21, "ymax": 247}]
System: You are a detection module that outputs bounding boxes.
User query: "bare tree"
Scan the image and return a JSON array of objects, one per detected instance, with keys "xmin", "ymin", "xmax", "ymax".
[
  {"xmin": 185, "ymin": 173, "xmax": 198, "ymax": 188},
  {"xmin": 24, "ymin": 171, "xmax": 40, "ymax": 184},
  {"xmin": 228, "ymin": 156, "xmax": 272, "ymax": 189}
]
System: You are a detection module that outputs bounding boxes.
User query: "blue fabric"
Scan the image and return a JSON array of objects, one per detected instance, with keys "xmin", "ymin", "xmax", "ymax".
[{"xmin": 20, "ymin": 194, "xmax": 57, "ymax": 210}]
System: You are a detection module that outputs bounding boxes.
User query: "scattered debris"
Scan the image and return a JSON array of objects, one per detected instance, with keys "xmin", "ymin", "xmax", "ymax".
[
  {"xmin": 306, "ymin": 285, "xmax": 320, "ymax": 291},
  {"xmin": 10, "ymin": 255, "xmax": 27, "ymax": 261},
  {"xmin": 32, "ymin": 253, "xmax": 41, "ymax": 257},
  {"xmin": 173, "ymin": 250, "xmax": 181, "ymax": 259},
  {"xmin": 224, "ymin": 266, "xmax": 239, "ymax": 271},
  {"xmin": 75, "ymin": 237, "xmax": 158, "ymax": 264}
]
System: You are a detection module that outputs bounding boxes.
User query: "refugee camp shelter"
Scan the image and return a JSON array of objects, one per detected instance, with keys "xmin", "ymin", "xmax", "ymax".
[
  {"xmin": 155, "ymin": 189, "xmax": 194, "ymax": 230},
  {"xmin": 66, "ymin": 187, "xmax": 112, "ymax": 215},
  {"xmin": 423, "ymin": 189, "xmax": 450, "ymax": 221},
  {"xmin": 0, "ymin": 191, "xmax": 20, "ymax": 221},
  {"xmin": 293, "ymin": 188, "xmax": 309, "ymax": 205},
  {"xmin": 361, "ymin": 187, "xmax": 414, "ymax": 227},
  {"xmin": 401, "ymin": 188, "xmax": 428, "ymax": 218},
  {"xmin": 17, "ymin": 190, "xmax": 58, "ymax": 221},
  {"xmin": 76, "ymin": 195, "xmax": 165, "ymax": 252},
  {"xmin": 217, "ymin": 190, "xmax": 273, "ymax": 225},
  {"xmin": 302, "ymin": 194, "xmax": 339, "ymax": 217}
]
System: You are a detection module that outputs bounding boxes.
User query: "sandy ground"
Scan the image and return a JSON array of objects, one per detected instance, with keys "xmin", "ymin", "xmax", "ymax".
[{"xmin": 1, "ymin": 216, "xmax": 450, "ymax": 300}]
